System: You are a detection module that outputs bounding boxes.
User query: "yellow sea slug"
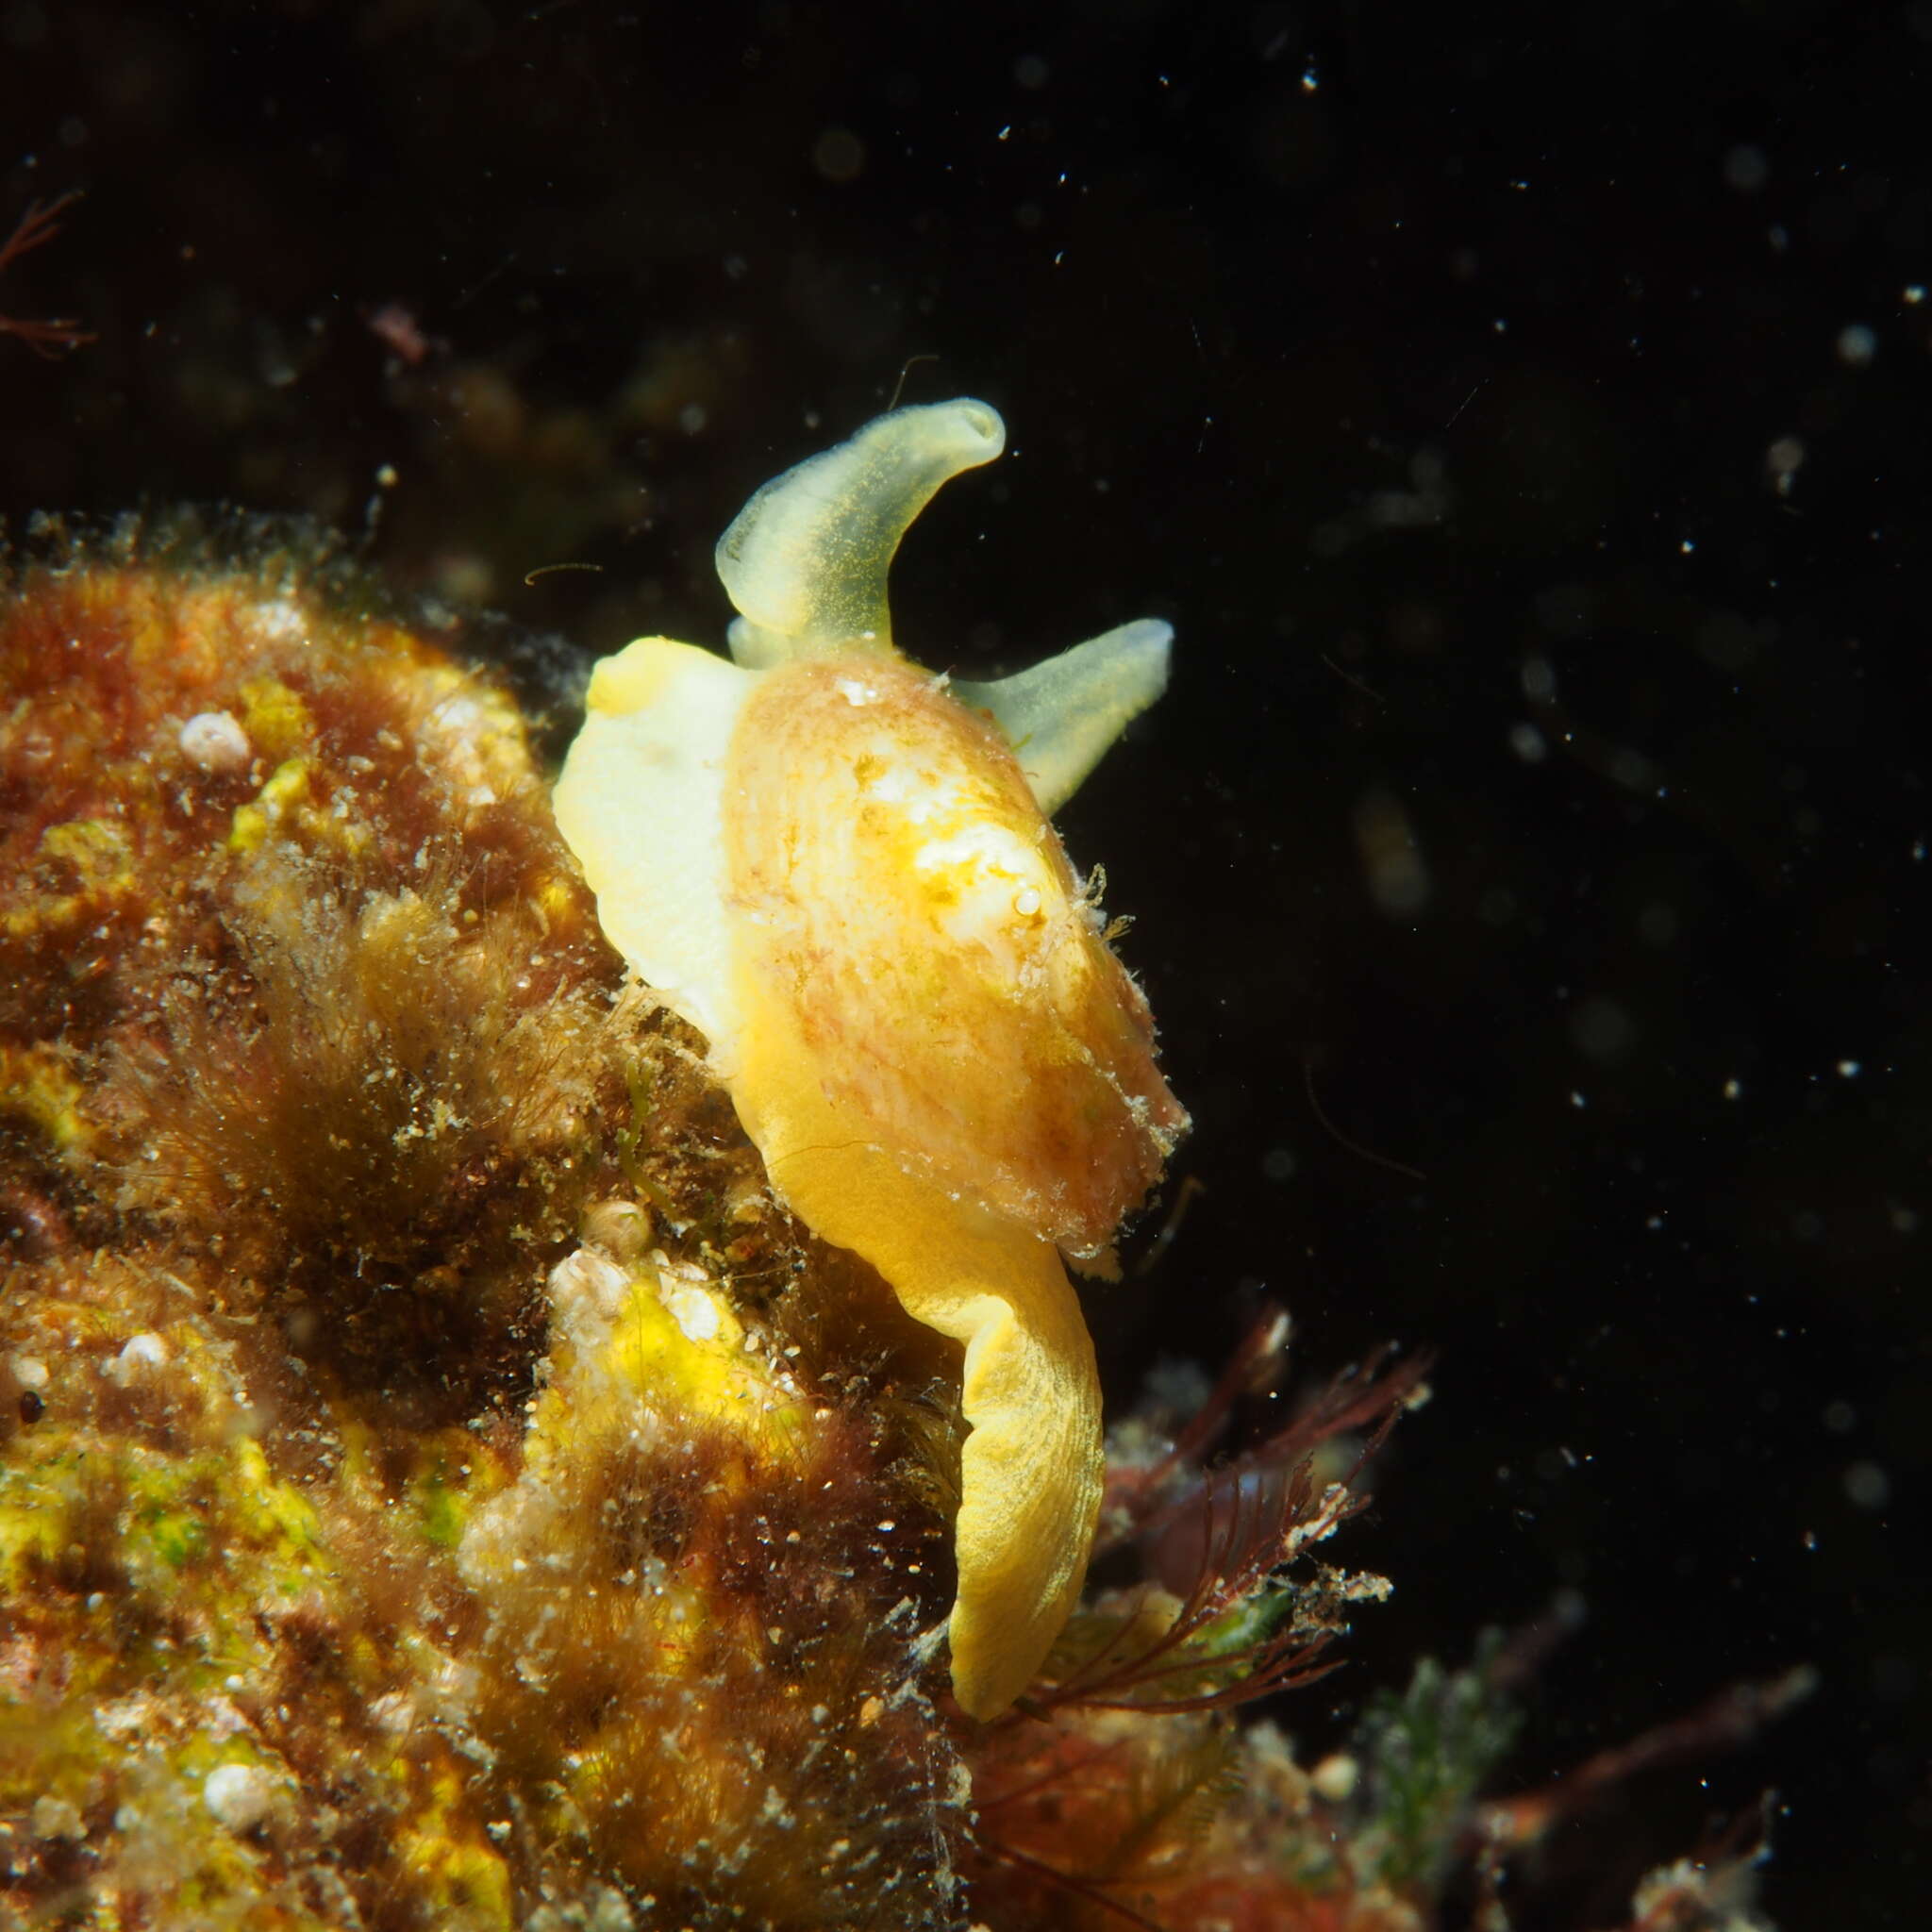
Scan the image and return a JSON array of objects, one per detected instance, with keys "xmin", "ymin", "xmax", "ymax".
[{"xmin": 554, "ymin": 399, "xmax": 1187, "ymax": 1717}]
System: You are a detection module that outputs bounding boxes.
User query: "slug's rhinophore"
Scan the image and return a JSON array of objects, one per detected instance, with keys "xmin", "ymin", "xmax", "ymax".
[{"xmin": 554, "ymin": 400, "xmax": 1187, "ymax": 1717}]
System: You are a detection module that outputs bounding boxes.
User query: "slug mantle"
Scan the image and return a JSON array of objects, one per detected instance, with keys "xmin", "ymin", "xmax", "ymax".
[{"xmin": 553, "ymin": 399, "xmax": 1187, "ymax": 1716}]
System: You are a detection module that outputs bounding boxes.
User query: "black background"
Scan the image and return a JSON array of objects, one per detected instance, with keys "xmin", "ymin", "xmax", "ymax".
[{"xmin": 3, "ymin": 3, "xmax": 1925, "ymax": 1924}]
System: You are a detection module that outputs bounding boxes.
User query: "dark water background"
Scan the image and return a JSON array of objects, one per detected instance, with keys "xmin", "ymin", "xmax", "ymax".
[{"xmin": 4, "ymin": 3, "xmax": 1925, "ymax": 1923}]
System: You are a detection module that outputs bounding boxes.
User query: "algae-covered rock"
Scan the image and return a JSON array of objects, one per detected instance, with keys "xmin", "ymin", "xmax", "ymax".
[{"xmin": 0, "ymin": 525, "xmax": 962, "ymax": 1929}]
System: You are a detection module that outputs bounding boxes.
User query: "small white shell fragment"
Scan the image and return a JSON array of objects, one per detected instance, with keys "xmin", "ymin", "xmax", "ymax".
[
  {"xmin": 546, "ymin": 1246, "xmax": 630, "ymax": 1324},
  {"xmin": 107, "ymin": 1332, "xmax": 170, "ymax": 1385},
  {"xmin": 177, "ymin": 709, "xmax": 252, "ymax": 774},
  {"xmin": 9, "ymin": 1353, "xmax": 48, "ymax": 1390},
  {"xmin": 30, "ymin": 1795, "xmax": 86, "ymax": 1841},
  {"xmin": 587, "ymin": 1887, "xmax": 639, "ymax": 1932},
  {"xmin": 203, "ymin": 1762, "xmax": 275, "ymax": 1832},
  {"xmin": 659, "ymin": 1277, "xmax": 733, "ymax": 1345},
  {"xmin": 582, "ymin": 1197, "xmax": 655, "ymax": 1261}
]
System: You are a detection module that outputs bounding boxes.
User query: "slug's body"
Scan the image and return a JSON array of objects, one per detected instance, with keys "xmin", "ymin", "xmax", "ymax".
[{"xmin": 555, "ymin": 400, "xmax": 1185, "ymax": 1717}]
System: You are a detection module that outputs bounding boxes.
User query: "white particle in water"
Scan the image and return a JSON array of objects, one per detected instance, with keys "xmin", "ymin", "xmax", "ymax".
[{"xmin": 1837, "ymin": 323, "xmax": 1877, "ymax": 366}]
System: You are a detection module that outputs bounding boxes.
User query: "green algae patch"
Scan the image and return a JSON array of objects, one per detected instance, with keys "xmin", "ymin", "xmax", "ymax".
[
  {"xmin": 408, "ymin": 1428, "xmax": 500, "ymax": 1549},
  {"xmin": 122, "ymin": 1441, "xmax": 329, "ymax": 1600},
  {"xmin": 0, "ymin": 1401, "xmax": 530, "ymax": 1928},
  {"xmin": 0, "ymin": 1429, "xmax": 334, "ymax": 1651},
  {"xmin": 0, "ymin": 1449, "xmax": 79, "ymax": 1591}
]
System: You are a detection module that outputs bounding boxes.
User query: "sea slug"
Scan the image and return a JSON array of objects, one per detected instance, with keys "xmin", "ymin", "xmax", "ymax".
[{"xmin": 554, "ymin": 399, "xmax": 1186, "ymax": 1716}]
